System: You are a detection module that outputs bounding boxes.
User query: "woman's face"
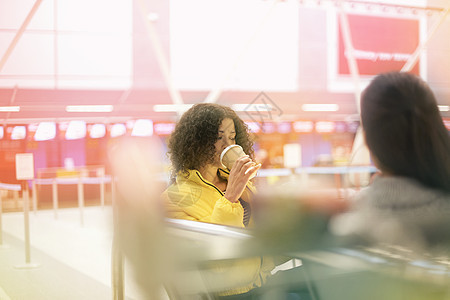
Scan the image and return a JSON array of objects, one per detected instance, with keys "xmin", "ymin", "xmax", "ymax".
[{"xmin": 214, "ymin": 118, "xmax": 236, "ymax": 167}]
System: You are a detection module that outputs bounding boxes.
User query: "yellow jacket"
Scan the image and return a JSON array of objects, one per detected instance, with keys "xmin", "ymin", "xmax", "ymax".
[{"xmin": 161, "ymin": 169, "xmax": 274, "ymax": 295}]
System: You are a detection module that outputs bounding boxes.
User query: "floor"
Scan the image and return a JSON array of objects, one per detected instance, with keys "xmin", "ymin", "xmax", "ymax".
[{"xmin": 0, "ymin": 206, "xmax": 154, "ymax": 300}]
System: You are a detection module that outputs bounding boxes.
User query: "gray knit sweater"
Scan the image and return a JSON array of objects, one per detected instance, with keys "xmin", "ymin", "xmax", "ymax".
[{"xmin": 339, "ymin": 176, "xmax": 450, "ymax": 250}]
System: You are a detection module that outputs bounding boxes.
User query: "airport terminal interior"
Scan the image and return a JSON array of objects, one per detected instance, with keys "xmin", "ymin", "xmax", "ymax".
[{"xmin": 0, "ymin": 0, "xmax": 450, "ymax": 299}]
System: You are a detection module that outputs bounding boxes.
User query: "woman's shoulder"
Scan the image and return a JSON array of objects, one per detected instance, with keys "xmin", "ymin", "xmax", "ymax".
[
  {"xmin": 338, "ymin": 176, "xmax": 450, "ymax": 250},
  {"xmin": 354, "ymin": 175, "xmax": 450, "ymax": 212}
]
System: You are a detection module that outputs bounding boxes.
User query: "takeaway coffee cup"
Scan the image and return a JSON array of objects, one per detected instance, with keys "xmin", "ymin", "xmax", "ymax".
[{"xmin": 220, "ymin": 145, "xmax": 258, "ymax": 178}]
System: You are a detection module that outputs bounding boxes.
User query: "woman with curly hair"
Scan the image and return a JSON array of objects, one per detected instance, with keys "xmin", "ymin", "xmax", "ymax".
[
  {"xmin": 161, "ymin": 103, "xmax": 274, "ymax": 298},
  {"xmin": 164, "ymin": 103, "xmax": 261, "ymax": 226}
]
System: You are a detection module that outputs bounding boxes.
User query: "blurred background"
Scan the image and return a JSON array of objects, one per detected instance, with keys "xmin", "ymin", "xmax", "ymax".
[
  {"xmin": 0, "ymin": 0, "xmax": 449, "ymax": 299},
  {"xmin": 0, "ymin": 0, "xmax": 449, "ymax": 188}
]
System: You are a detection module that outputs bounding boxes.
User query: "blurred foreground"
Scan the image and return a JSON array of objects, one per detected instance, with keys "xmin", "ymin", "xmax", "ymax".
[
  {"xmin": 0, "ymin": 138, "xmax": 448, "ymax": 299},
  {"xmin": 109, "ymin": 139, "xmax": 450, "ymax": 300}
]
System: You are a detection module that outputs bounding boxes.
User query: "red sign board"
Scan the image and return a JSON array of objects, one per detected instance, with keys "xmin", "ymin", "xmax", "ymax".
[{"xmin": 339, "ymin": 15, "xmax": 420, "ymax": 76}]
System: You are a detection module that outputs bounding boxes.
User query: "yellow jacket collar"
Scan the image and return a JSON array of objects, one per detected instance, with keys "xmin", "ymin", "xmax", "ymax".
[{"xmin": 177, "ymin": 169, "xmax": 256, "ymax": 194}]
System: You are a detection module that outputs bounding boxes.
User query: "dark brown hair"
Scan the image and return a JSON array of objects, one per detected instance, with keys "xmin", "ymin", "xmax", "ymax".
[
  {"xmin": 167, "ymin": 103, "xmax": 254, "ymax": 179},
  {"xmin": 361, "ymin": 72, "xmax": 450, "ymax": 192}
]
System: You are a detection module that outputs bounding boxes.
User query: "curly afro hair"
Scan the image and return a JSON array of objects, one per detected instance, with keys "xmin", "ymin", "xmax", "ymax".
[{"xmin": 168, "ymin": 103, "xmax": 254, "ymax": 179}]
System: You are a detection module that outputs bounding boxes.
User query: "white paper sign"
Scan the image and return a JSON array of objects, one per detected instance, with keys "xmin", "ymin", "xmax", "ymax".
[
  {"xmin": 283, "ymin": 144, "xmax": 302, "ymax": 169},
  {"xmin": 15, "ymin": 153, "xmax": 35, "ymax": 180}
]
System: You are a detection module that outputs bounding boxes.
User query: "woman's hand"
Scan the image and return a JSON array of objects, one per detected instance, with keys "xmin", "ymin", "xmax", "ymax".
[{"xmin": 224, "ymin": 155, "xmax": 261, "ymax": 203}]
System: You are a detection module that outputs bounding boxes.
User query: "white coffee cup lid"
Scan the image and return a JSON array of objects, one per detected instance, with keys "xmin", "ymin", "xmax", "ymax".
[{"xmin": 220, "ymin": 144, "xmax": 244, "ymax": 169}]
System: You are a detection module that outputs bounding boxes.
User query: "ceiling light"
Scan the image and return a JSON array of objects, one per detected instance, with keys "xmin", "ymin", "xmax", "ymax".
[
  {"xmin": 245, "ymin": 122, "xmax": 261, "ymax": 133},
  {"xmin": 154, "ymin": 122, "xmax": 176, "ymax": 135},
  {"xmin": 147, "ymin": 12, "xmax": 159, "ymax": 21},
  {"xmin": 65, "ymin": 121, "xmax": 87, "ymax": 140},
  {"xmin": 293, "ymin": 121, "xmax": 314, "ymax": 133},
  {"xmin": 438, "ymin": 105, "xmax": 449, "ymax": 112},
  {"xmin": 315, "ymin": 121, "xmax": 336, "ymax": 133},
  {"xmin": 66, "ymin": 105, "xmax": 113, "ymax": 112},
  {"xmin": 35, "ymin": 122, "xmax": 56, "ymax": 141},
  {"xmin": 131, "ymin": 119, "xmax": 153, "ymax": 137},
  {"xmin": 89, "ymin": 124, "xmax": 106, "ymax": 139},
  {"xmin": 0, "ymin": 106, "xmax": 20, "ymax": 112},
  {"xmin": 110, "ymin": 123, "xmax": 127, "ymax": 138},
  {"xmin": 302, "ymin": 104, "xmax": 339, "ymax": 112},
  {"xmin": 11, "ymin": 126, "xmax": 26, "ymax": 140}
]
